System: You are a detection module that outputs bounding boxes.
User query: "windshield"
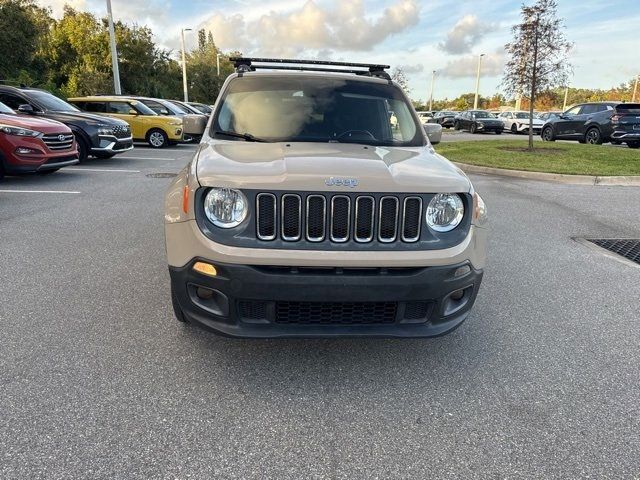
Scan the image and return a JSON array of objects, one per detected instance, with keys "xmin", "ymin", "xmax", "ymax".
[
  {"xmin": 212, "ymin": 76, "xmax": 423, "ymax": 146},
  {"xmin": 473, "ymin": 111, "xmax": 494, "ymax": 118},
  {"xmin": 164, "ymin": 101, "xmax": 188, "ymax": 115},
  {"xmin": 131, "ymin": 101, "xmax": 157, "ymax": 116},
  {"xmin": 0, "ymin": 101, "xmax": 14, "ymax": 114},
  {"xmin": 29, "ymin": 91, "xmax": 79, "ymax": 112}
]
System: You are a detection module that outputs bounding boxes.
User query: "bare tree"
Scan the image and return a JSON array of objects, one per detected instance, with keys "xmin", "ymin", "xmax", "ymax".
[
  {"xmin": 502, "ymin": 0, "xmax": 572, "ymax": 149},
  {"xmin": 391, "ymin": 67, "xmax": 411, "ymax": 95}
]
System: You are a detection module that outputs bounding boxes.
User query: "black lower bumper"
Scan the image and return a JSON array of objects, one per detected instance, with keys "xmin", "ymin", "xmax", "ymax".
[{"xmin": 169, "ymin": 259, "xmax": 483, "ymax": 338}]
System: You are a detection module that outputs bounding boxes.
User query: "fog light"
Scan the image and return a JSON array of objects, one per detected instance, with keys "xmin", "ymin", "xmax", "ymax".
[
  {"xmin": 196, "ymin": 286, "xmax": 214, "ymax": 300},
  {"xmin": 450, "ymin": 289, "xmax": 465, "ymax": 301},
  {"xmin": 15, "ymin": 147, "xmax": 36, "ymax": 155},
  {"xmin": 454, "ymin": 265, "xmax": 471, "ymax": 277},
  {"xmin": 193, "ymin": 261, "xmax": 217, "ymax": 277}
]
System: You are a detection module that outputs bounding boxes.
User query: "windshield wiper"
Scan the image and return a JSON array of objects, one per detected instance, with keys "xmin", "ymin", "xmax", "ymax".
[{"xmin": 214, "ymin": 130, "xmax": 267, "ymax": 142}]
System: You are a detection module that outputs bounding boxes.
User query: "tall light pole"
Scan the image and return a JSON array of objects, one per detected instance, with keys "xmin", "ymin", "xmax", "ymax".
[
  {"xmin": 632, "ymin": 74, "xmax": 639, "ymax": 103},
  {"xmin": 428, "ymin": 70, "xmax": 436, "ymax": 111},
  {"xmin": 216, "ymin": 53, "xmax": 221, "ymax": 76},
  {"xmin": 106, "ymin": 0, "xmax": 121, "ymax": 94},
  {"xmin": 180, "ymin": 28, "xmax": 192, "ymax": 102},
  {"xmin": 473, "ymin": 53, "xmax": 485, "ymax": 109},
  {"xmin": 562, "ymin": 86, "xmax": 569, "ymax": 111}
]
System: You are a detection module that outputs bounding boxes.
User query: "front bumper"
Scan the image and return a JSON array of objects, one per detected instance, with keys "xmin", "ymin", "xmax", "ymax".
[
  {"xmin": 611, "ymin": 130, "xmax": 640, "ymax": 141},
  {"xmin": 516, "ymin": 124, "xmax": 542, "ymax": 132},
  {"xmin": 476, "ymin": 123, "xmax": 503, "ymax": 132},
  {"xmin": 170, "ymin": 259, "xmax": 483, "ymax": 338},
  {"xmin": 91, "ymin": 135, "xmax": 134, "ymax": 154}
]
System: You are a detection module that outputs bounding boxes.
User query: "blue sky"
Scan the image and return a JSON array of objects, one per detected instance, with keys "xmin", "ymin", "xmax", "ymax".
[{"xmin": 42, "ymin": 0, "xmax": 640, "ymax": 101}]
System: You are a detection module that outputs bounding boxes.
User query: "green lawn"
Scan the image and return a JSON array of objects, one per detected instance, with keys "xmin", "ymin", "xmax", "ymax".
[{"xmin": 436, "ymin": 140, "xmax": 640, "ymax": 176}]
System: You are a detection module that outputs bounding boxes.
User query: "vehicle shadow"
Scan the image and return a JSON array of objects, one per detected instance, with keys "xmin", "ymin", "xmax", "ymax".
[{"xmin": 169, "ymin": 304, "xmax": 497, "ymax": 402}]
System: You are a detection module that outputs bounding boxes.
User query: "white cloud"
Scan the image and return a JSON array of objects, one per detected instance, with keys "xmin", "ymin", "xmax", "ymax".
[
  {"xmin": 440, "ymin": 50, "xmax": 505, "ymax": 78},
  {"xmin": 398, "ymin": 64, "xmax": 424, "ymax": 74},
  {"xmin": 439, "ymin": 14, "xmax": 495, "ymax": 55},
  {"xmin": 198, "ymin": 0, "xmax": 421, "ymax": 56}
]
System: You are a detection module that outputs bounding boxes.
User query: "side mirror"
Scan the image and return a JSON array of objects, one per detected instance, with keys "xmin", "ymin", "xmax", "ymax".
[
  {"xmin": 128, "ymin": 109, "xmax": 138, "ymax": 115},
  {"xmin": 160, "ymin": 109, "xmax": 169, "ymax": 115},
  {"xmin": 424, "ymin": 123, "xmax": 442, "ymax": 145},
  {"xmin": 17, "ymin": 104, "xmax": 35, "ymax": 114}
]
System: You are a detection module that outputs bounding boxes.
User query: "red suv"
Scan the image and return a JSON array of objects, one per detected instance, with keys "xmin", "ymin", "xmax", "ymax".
[{"xmin": 0, "ymin": 101, "xmax": 78, "ymax": 180}]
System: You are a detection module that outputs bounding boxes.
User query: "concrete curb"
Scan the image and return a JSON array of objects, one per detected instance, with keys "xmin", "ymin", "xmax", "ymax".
[{"xmin": 453, "ymin": 162, "xmax": 640, "ymax": 186}]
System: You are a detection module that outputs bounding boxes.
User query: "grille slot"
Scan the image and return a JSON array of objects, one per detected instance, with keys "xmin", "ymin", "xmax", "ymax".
[
  {"xmin": 254, "ymin": 193, "xmax": 428, "ymax": 245},
  {"xmin": 355, "ymin": 196, "xmax": 375, "ymax": 243},
  {"xmin": 402, "ymin": 197, "xmax": 422, "ymax": 242},
  {"xmin": 281, "ymin": 194, "xmax": 302, "ymax": 241},
  {"xmin": 306, "ymin": 195, "xmax": 326, "ymax": 242},
  {"xmin": 378, "ymin": 196, "xmax": 399, "ymax": 242},
  {"xmin": 256, "ymin": 193, "xmax": 276, "ymax": 240},
  {"xmin": 42, "ymin": 133, "xmax": 74, "ymax": 151},
  {"xmin": 330, "ymin": 195, "xmax": 350, "ymax": 242},
  {"xmin": 275, "ymin": 301, "xmax": 398, "ymax": 325}
]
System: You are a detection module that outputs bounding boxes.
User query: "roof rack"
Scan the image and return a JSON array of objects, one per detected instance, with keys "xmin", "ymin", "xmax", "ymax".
[{"xmin": 229, "ymin": 57, "xmax": 392, "ymax": 80}]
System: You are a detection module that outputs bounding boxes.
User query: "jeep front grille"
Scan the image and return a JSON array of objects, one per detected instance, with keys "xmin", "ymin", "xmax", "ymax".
[
  {"xmin": 42, "ymin": 133, "xmax": 74, "ymax": 151},
  {"xmin": 256, "ymin": 193, "xmax": 424, "ymax": 244}
]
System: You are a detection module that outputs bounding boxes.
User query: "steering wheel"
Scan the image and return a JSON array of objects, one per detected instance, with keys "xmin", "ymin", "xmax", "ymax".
[{"xmin": 335, "ymin": 130, "xmax": 376, "ymax": 141}]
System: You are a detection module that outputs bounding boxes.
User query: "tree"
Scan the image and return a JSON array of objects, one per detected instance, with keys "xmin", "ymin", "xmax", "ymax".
[
  {"xmin": 391, "ymin": 67, "xmax": 410, "ymax": 95},
  {"xmin": 502, "ymin": 0, "xmax": 572, "ymax": 149},
  {"xmin": 0, "ymin": 0, "xmax": 51, "ymax": 82}
]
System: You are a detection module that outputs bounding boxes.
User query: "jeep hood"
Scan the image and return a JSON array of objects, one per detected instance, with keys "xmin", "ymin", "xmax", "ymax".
[{"xmin": 196, "ymin": 142, "xmax": 471, "ymax": 193}]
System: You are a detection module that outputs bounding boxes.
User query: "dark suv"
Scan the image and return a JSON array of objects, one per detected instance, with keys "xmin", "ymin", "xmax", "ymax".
[
  {"xmin": 541, "ymin": 102, "xmax": 640, "ymax": 148},
  {"xmin": 0, "ymin": 85, "xmax": 134, "ymax": 161}
]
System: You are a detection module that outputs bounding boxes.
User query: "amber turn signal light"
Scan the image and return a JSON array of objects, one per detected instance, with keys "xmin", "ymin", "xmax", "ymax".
[
  {"xmin": 192, "ymin": 262, "xmax": 217, "ymax": 277},
  {"xmin": 182, "ymin": 185, "xmax": 189, "ymax": 214}
]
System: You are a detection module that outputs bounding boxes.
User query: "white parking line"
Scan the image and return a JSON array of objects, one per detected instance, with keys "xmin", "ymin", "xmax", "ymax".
[
  {"xmin": 119, "ymin": 156, "xmax": 179, "ymax": 161},
  {"xmin": 66, "ymin": 168, "xmax": 140, "ymax": 173},
  {"xmin": 0, "ymin": 189, "xmax": 81, "ymax": 194}
]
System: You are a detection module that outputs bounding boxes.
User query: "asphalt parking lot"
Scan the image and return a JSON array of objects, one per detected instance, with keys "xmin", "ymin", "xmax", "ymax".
[{"xmin": 1, "ymin": 144, "xmax": 639, "ymax": 479}]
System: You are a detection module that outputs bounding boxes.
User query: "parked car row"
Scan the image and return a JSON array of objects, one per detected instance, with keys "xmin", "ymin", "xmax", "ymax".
[{"xmin": 0, "ymin": 84, "xmax": 216, "ymax": 180}]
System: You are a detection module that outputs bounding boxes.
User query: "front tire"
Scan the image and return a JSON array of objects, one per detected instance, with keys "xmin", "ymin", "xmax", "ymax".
[
  {"xmin": 495, "ymin": 129, "xmax": 503, "ymax": 135},
  {"xmin": 74, "ymin": 134, "xmax": 89, "ymax": 162},
  {"xmin": 585, "ymin": 127, "xmax": 602, "ymax": 145},
  {"xmin": 171, "ymin": 288, "xmax": 188, "ymax": 323},
  {"xmin": 627, "ymin": 141, "xmax": 640, "ymax": 149},
  {"xmin": 541, "ymin": 126, "xmax": 555, "ymax": 142},
  {"xmin": 146, "ymin": 129, "xmax": 169, "ymax": 148},
  {"xmin": 454, "ymin": 121, "xmax": 460, "ymax": 130},
  {"xmin": 511, "ymin": 124, "xmax": 518, "ymax": 134},
  {"xmin": 470, "ymin": 123, "xmax": 477, "ymax": 134}
]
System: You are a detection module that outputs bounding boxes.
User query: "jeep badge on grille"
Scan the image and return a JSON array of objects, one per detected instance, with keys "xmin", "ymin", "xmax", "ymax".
[{"xmin": 325, "ymin": 177, "xmax": 358, "ymax": 188}]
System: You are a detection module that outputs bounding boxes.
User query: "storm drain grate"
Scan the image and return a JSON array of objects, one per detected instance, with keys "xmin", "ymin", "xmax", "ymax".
[
  {"xmin": 586, "ymin": 239, "xmax": 640, "ymax": 265},
  {"xmin": 146, "ymin": 172, "xmax": 177, "ymax": 178}
]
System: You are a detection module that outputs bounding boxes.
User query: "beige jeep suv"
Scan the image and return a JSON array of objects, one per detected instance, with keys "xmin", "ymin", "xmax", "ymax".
[{"xmin": 164, "ymin": 58, "xmax": 488, "ymax": 338}]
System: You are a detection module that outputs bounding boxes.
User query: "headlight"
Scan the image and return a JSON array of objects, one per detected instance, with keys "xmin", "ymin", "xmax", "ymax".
[
  {"xmin": 426, "ymin": 193, "xmax": 464, "ymax": 232},
  {"xmin": 97, "ymin": 125, "xmax": 115, "ymax": 136},
  {"xmin": 203, "ymin": 188, "xmax": 248, "ymax": 228},
  {"xmin": 0, "ymin": 124, "xmax": 41, "ymax": 137}
]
